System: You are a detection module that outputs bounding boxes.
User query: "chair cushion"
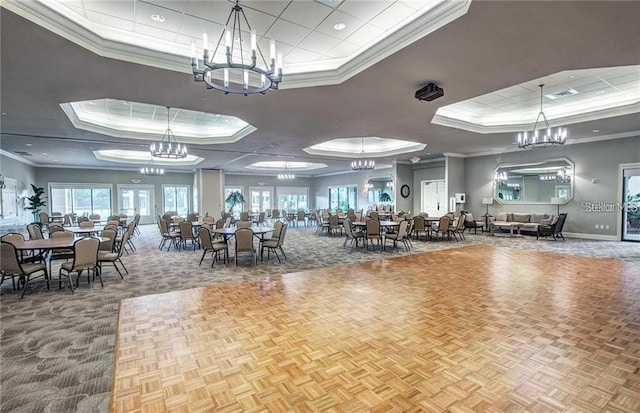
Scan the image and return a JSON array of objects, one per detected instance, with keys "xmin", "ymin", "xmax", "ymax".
[
  {"xmin": 262, "ymin": 240, "xmax": 278, "ymax": 247},
  {"xmin": 98, "ymin": 252, "xmax": 118, "ymax": 260},
  {"xmin": 531, "ymin": 213, "xmax": 549, "ymax": 223},
  {"xmin": 495, "ymin": 212, "xmax": 508, "ymax": 222},
  {"xmin": 22, "ymin": 262, "xmax": 46, "ymax": 275},
  {"xmin": 465, "ymin": 213, "xmax": 474, "ymax": 221},
  {"xmin": 512, "ymin": 213, "xmax": 531, "ymax": 223}
]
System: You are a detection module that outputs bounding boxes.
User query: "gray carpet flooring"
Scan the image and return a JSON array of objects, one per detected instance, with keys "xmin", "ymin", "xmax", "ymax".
[{"xmin": 1, "ymin": 224, "xmax": 639, "ymax": 412}]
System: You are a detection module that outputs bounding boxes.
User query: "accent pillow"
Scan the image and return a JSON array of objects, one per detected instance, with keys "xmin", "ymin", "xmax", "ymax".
[
  {"xmin": 495, "ymin": 212, "xmax": 508, "ymax": 222},
  {"xmin": 465, "ymin": 213, "xmax": 475, "ymax": 221},
  {"xmin": 531, "ymin": 213, "xmax": 549, "ymax": 223},
  {"xmin": 512, "ymin": 213, "xmax": 531, "ymax": 223}
]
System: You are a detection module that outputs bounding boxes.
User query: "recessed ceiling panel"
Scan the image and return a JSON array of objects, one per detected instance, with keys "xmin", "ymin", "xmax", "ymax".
[
  {"xmin": 94, "ymin": 149, "xmax": 204, "ymax": 166},
  {"xmin": 304, "ymin": 137, "xmax": 426, "ymax": 158},
  {"xmin": 245, "ymin": 161, "xmax": 328, "ymax": 171},
  {"xmin": 61, "ymin": 99, "xmax": 256, "ymax": 144}
]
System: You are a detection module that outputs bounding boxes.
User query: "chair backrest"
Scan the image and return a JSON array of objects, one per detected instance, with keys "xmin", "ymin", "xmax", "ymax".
[
  {"xmin": 235, "ymin": 228, "xmax": 254, "ymax": 253},
  {"xmin": 108, "ymin": 215, "xmax": 120, "ymax": 222},
  {"xmin": 63, "ymin": 214, "xmax": 73, "ymax": 226},
  {"xmin": 159, "ymin": 219, "xmax": 170, "ymax": 235},
  {"xmin": 413, "ymin": 216, "xmax": 426, "ymax": 231},
  {"xmin": 240, "ymin": 211, "xmax": 249, "ymax": 221},
  {"xmin": 347, "ymin": 208, "xmax": 354, "ymax": 216},
  {"xmin": 1, "ymin": 233, "xmax": 25, "ymax": 245},
  {"xmin": 456, "ymin": 214, "xmax": 466, "ymax": 230},
  {"xmin": 99, "ymin": 229, "xmax": 117, "ymax": 251},
  {"xmin": 79, "ymin": 220, "xmax": 94, "ymax": 229},
  {"xmin": 370, "ymin": 211, "xmax": 379, "ymax": 221},
  {"xmin": 297, "ymin": 210, "xmax": 305, "ymax": 220},
  {"xmin": 173, "ymin": 217, "xmax": 184, "ymax": 225},
  {"xmin": 329, "ymin": 215, "xmax": 339, "ymax": 227},
  {"xmin": 51, "ymin": 230, "xmax": 74, "ymax": 240},
  {"xmin": 39, "ymin": 212, "xmax": 50, "ymax": 224},
  {"xmin": 366, "ymin": 219, "xmax": 380, "ymax": 236},
  {"xmin": 271, "ymin": 209, "xmax": 280, "ymax": 219},
  {"xmin": 119, "ymin": 214, "xmax": 128, "ymax": 219},
  {"xmin": 162, "ymin": 213, "xmax": 172, "ymax": 224},
  {"xmin": 554, "ymin": 213, "xmax": 568, "ymax": 234},
  {"xmin": 199, "ymin": 227, "xmax": 214, "ymax": 250},
  {"xmin": 237, "ymin": 221, "xmax": 251, "ymax": 229},
  {"xmin": 437, "ymin": 216, "xmax": 451, "ymax": 232},
  {"xmin": 406, "ymin": 219, "xmax": 414, "ymax": 236},
  {"xmin": 115, "ymin": 230, "xmax": 131, "ymax": 258},
  {"xmin": 72, "ymin": 237, "xmax": 100, "ymax": 269},
  {"xmin": 187, "ymin": 213, "xmax": 197, "ymax": 222},
  {"xmin": 355, "ymin": 212, "xmax": 362, "ymax": 221},
  {"xmin": 89, "ymin": 213, "xmax": 100, "ymax": 220},
  {"xmin": 52, "ymin": 211, "xmax": 62, "ymax": 217},
  {"xmin": 48, "ymin": 222, "xmax": 64, "ymax": 234},
  {"xmin": 272, "ymin": 221, "xmax": 284, "ymax": 239},
  {"xmin": 0, "ymin": 242, "xmax": 22, "ymax": 273},
  {"xmin": 215, "ymin": 219, "xmax": 225, "ymax": 229},
  {"xmin": 27, "ymin": 223, "xmax": 44, "ymax": 240},
  {"xmin": 104, "ymin": 223, "xmax": 119, "ymax": 232},
  {"xmin": 202, "ymin": 216, "xmax": 215, "ymax": 225},
  {"xmin": 277, "ymin": 224, "xmax": 288, "ymax": 247},
  {"xmin": 179, "ymin": 221, "xmax": 194, "ymax": 238},
  {"xmin": 77, "ymin": 216, "xmax": 89, "ymax": 224},
  {"xmin": 224, "ymin": 216, "xmax": 232, "ymax": 228},
  {"xmin": 397, "ymin": 220, "xmax": 409, "ymax": 238},
  {"xmin": 258, "ymin": 212, "xmax": 266, "ymax": 223},
  {"xmin": 343, "ymin": 218, "xmax": 354, "ymax": 238}
]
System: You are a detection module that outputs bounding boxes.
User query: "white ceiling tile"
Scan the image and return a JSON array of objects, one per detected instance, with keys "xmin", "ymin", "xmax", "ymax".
[
  {"xmin": 324, "ymin": 40, "xmax": 359, "ymax": 59},
  {"xmin": 265, "ymin": 19, "xmax": 312, "ymax": 47},
  {"xmin": 239, "ymin": 7, "xmax": 279, "ymax": 36},
  {"xmin": 280, "ymin": 1, "xmax": 333, "ymax": 29},
  {"xmin": 400, "ymin": 1, "xmax": 438, "ymax": 11},
  {"xmin": 346, "ymin": 23, "xmax": 385, "ymax": 47},
  {"xmin": 84, "ymin": 11, "xmax": 134, "ymax": 31},
  {"xmin": 284, "ymin": 47, "xmax": 323, "ymax": 64},
  {"xmin": 83, "ymin": 0, "xmax": 135, "ymax": 20},
  {"xmin": 606, "ymin": 72, "xmax": 640, "ymax": 86},
  {"xmin": 141, "ymin": 0, "xmax": 188, "ymax": 13},
  {"xmin": 66, "ymin": 5, "xmax": 86, "ymax": 17},
  {"xmin": 177, "ymin": 14, "xmax": 224, "ymax": 40},
  {"xmin": 135, "ymin": 1, "xmax": 184, "ymax": 30},
  {"xmin": 314, "ymin": 0, "xmax": 345, "ymax": 10},
  {"xmin": 297, "ymin": 31, "xmax": 341, "ymax": 55},
  {"xmin": 59, "ymin": 0, "xmax": 84, "ymax": 8},
  {"xmin": 338, "ymin": 1, "xmax": 393, "ymax": 22},
  {"xmin": 574, "ymin": 80, "xmax": 610, "ymax": 93},
  {"xmin": 258, "ymin": 38, "xmax": 293, "ymax": 59},
  {"xmin": 184, "ymin": 0, "xmax": 233, "ymax": 25},
  {"xmin": 368, "ymin": 2, "xmax": 414, "ymax": 30},
  {"xmin": 315, "ymin": 10, "xmax": 365, "ymax": 39},
  {"xmin": 175, "ymin": 33, "xmax": 198, "ymax": 46},
  {"xmin": 134, "ymin": 22, "xmax": 178, "ymax": 42},
  {"xmin": 242, "ymin": 1, "xmax": 291, "ymax": 17}
]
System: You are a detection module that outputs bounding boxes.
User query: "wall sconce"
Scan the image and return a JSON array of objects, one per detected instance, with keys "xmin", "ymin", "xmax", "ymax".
[
  {"xmin": 0, "ymin": 174, "xmax": 5, "ymax": 189},
  {"xmin": 556, "ymin": 167, "xmax": 571, "ymax": 184},
  {"xmin": 494, "ymin": 171, "xmax": 507, "ymax": 182},
  {"xmin": 365, "ymin": 183, "xmax": 373, "ymax": 191}
]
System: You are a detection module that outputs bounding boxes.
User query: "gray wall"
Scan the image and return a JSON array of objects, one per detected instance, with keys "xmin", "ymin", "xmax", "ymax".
[
  {"xmin": 0, "ymin": 154, "xmax": 38, "ymax": 225},
  {"xmin": 446, "ymin": 156, "xmax": 465, "ymax": 213},
  {"xmin": 464, "ymin": 136, "xmax": 640, "ymax": 237},
  {"xmin": 395, "ymin": 163, "xmax": 413, "ymax": 213},
  {"xmin": 35, "ymin": 167, "xmax": 194, "ymax": 217},
  {"xmin": 313, "ymin": 168, "xmax": 395, "ymax": 211},
  {"xmin": 224, "ymin": 174, "xmax": 316, "ymax": 210}
]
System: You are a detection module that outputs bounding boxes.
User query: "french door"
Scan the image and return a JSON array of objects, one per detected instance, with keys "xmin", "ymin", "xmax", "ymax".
[
  {"xmin": 621, "ymin": 165, "xmax": 640, "ymax": 242},
  {"xmin": 249, "ymin": 187, "xmax": 273, "ymax": 213},
  {"xmin": 118, "ymin": 185, "xmax": 154, "ymax": 224},
  {"xmin": 421, "ymin": 180, "xmax": 446, "ymax": 217}
]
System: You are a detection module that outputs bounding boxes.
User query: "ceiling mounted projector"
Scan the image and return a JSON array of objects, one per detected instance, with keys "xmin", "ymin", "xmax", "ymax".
[{"xmin": 415, "ymin": 83, "xmax": 444, "ymax": 101}]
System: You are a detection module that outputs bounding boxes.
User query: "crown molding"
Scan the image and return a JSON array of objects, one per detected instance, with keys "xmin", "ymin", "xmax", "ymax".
[{"xmin": 0, "ymin": 149, "xmax": 38, "ymax": 166}]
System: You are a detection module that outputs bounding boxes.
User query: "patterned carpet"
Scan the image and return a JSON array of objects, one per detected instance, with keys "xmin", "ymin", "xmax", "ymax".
[{"xmin": 1, "ymin": 224, "xmax": 639, "ymax": 412}]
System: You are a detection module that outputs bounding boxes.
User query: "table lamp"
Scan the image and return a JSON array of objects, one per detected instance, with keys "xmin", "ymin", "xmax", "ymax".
[
  {"xmin": 482, "ymin": 197, "xmax": 493, "ymax": 216},
  {"xmin": 550, "ymin": 197, "xmax": 563, "ymax": 215}
]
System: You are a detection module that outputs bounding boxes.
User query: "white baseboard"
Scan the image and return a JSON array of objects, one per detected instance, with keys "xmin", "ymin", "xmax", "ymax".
[{"xmin": 563, "ymin": 232, "xmax": 618, "ymax": 241}]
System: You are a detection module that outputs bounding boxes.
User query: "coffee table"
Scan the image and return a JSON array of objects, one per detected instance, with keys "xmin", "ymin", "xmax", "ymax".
[{"xmin": 490, "ymin": 222, "xmax": 524, "ymax": 237}]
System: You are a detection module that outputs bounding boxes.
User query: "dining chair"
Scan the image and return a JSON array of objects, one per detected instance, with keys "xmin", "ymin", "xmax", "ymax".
[
  {"xmin": 366, "ymin": 219, "xmax": 382, "ymax": 252},
  {"xmin": 342, "ymin": 218, "xmax": 364, "ymax": 250},
  {"xmin": 1, "ymin": 241, "xmax": 49, "ymax": 298},
  {"xmin": 237, "ymin": 221, "xmax": 252, "ymax": 229},
  {"xmin": 158, "ymin": 219, "xmax": 180, "ymax": 251},
  {"xmin": 98, "ymin": 230, "xmax": 130, "ymax": 279},
  {"xmin": 234, "ymin": 228, "xmax": 256, "ymax": 266},
  {"xmin": 178, "ymin": 221, "xmax": 200, "ymax": 251},
  {"xmin": 261, "ymin": 224, "xmax": 288, "ymax": 263},
  {"xmin": 384, "ymin": 220, "xmax": 410, "ymax": 253},
  {"xmin": 198, "ymin": 227, "xmax": 228, "ymax": 266},
  {"xmin": 412, "ymin": 216, "xmax": 428, "ymax": 240},
  {"xmin": 328, "ymin": 215, "xmax": 342, "ymax": 236},
  {"xmin": 89, "ymin": 213, "xmax": 101, "ymax": 221},
  {"xmin": 431, "ymin": 216, "xmax": 451, "ymax": 241},
  {"xmin": 59, "ymin": 237, "xmax": 100, "ymax": 293}
]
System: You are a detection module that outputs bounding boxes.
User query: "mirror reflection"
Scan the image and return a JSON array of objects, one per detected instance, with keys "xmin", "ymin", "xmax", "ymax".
[
  {"xmin": 494, "ymin": 158, "xmax": 574, "ymax": 204},
  {"xmin": 366, "ymin": 176, "xmax": 394, "ymax": 204}
]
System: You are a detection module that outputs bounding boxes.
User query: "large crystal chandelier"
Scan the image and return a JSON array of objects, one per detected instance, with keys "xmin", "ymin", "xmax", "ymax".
[
  {"xmin": 191, "ymin": 0, "xmax": 283, "ymax": 95},
  {"xmin": 517, "ymin": 84, "xmax": 567, "ymax": 149},
  {"xmin": 351, "ymin": 138, "xmax": 375, "ymax": 171},
  {"xmin": 150, "ymin": 107, "xmax": 187, "ymax": 159}
]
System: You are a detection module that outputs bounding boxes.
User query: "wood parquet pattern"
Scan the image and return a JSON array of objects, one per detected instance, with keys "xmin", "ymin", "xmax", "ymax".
[{"xmin": 110, "ymin": 245, "xmax": 640, "ymax": 412}]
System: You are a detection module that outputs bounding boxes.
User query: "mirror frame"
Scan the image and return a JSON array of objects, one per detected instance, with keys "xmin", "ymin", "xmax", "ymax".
[
  {"xmin": 493, "ymin": 157, "xmax": 574, "ymax": 205},
  {"xmin": 367, "ymin": 175, "xmax": 395, "ymax": 203}
]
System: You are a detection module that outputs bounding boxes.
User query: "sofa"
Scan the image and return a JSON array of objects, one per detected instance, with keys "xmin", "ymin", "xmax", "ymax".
[{"xmin": 490, "ymin": 212, "xmax": 555, "ymax": 234}]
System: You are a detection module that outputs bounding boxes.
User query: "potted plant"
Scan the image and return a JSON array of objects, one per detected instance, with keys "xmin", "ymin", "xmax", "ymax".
[
  {"xmin": 225, "ymin": 191, "xmax": 246, "ymax": 214},
  {"xmin": 24, "ymin": 184, "xmax": 47, "ymax": 223},
  {"xmin": 379, "ymin": 192, "xmax": 392, "ymax": 203}
]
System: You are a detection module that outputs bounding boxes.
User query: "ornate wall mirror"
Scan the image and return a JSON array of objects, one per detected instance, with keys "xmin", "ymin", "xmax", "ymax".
[
  {"xmin": 367, "ymin": 176, "xmax": 394, "ymax": 204},
  {"xmin": 494, "ymin": 158, "xmax": 574, "ymax": 204}
]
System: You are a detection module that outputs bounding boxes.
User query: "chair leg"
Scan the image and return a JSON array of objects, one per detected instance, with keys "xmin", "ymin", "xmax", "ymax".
[
  {"xmin": 94, "ymin": 267, "xmax": 104, "ymax": 287},
  {"xmin": 19, "ymin": 274, "xmax": 31, "ymax": 299}
]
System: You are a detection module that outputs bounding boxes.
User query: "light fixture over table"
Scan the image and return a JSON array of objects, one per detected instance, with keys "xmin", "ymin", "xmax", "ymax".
[
  {"xmin": 150, "ymin": 107, "xmax": 187, "ymax": 159},
  {"xmin": 351, "ymin": 138, "xmax": 375, "ymax": 171},
  {"xmin": 278, "ymin": 163, "xmax": 295, "ymax": 180},
  {"xmin": 140, "ymin": 158, "xmax": 164, "ymax": 176},
  {"xmin": 191, "ymin": 0, "xmax": 283, "ymax": 95},
  {"xmin": 517, "ymin": 84, "xmax": 567, "ymax": 149}
]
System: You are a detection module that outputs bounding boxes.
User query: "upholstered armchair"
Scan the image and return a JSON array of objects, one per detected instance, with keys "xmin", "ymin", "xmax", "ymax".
[
  {"xmin": 463, "ymin": 213, "xmax": 484, "ymax": 234},
  {"xmin": 537, "ymin": 213, "xmax": 567, "ymax": 241}
]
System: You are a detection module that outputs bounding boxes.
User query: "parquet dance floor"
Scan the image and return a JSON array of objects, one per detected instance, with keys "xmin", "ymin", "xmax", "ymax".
[{"xmin": 111, "ymin": 245, "xmax": 640, "ymax": 412}]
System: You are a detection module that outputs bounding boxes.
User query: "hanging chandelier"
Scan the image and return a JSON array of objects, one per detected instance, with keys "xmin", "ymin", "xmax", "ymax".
[
  {"xmin": 517, "ymin": 84, "xmax": 568, "ymax": 149},
  {"xmin": 494, "ymin": 171, "xmax": 508, "ymax": 182},
  {"xmin": 191, "ymin": 0, "xmax": 283, "ymax": 95},
  {"xmin": 556, "ymin": 167, "xmax": 571, "ymax": 183},
  {"xmin": 351, "ymin": 138, "xmax": 375, "ymax": 171},
  {"xmin": 278, "ymin": 163, "xmax": 295, "ymax": 180},
  {"xmin": 150, "ymin": 107, "xmax": 187, "ymax": 159},
  {"xmin": 140, "ymin": 158, "xmax": 164, "ymax": 176}
]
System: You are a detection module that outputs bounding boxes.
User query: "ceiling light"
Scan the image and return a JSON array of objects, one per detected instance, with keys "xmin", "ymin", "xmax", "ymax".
[
  {"xmin": 351, "ymin": 138, "xmax": 375, "ymax": 171},
  {"xmin": 26, "ymin": 143, "xmax": 32, "ymax": 146},
  {"xmin": 140, "ymin": 158, "xmax": 165, "ymax": 176},
  {"xmin": 191, "ymin": 0, "xmax": 283, "ymax": 95},
  {"xmin": 410, "ymin": 156, "xmax": 421, "ymax": 163},
  {"xmin": 592, "ymin": 129, "xmax": 600, "ymax": 133},
  {"xmin": 333, "ymin": 23, "xmax": 346, "ymax": 31},
  {"xmin": 277, "ymin": 163, "xmax": 295, "ymax": 180},
  {"xmin": 150, "ymin": 107, "xmax": 187, "ymax": 159},
  {"xmin": 151, "ymin": 14, "xmax": 165, "ymax": 23},
  {"xmin": 517, "ymin": 84, "xmax": 567, "ymax": 149}
]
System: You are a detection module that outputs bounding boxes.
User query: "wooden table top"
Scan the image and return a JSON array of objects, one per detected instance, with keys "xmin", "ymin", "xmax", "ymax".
[
  {"xmin": 352, "ymin": 220, "xmax": 400, "ymax": 227},
  {"xmin": 211, "ymin": 227, "xmax": 273, "ymax": 236},
  {"xmin": 67, "ymin": 225, "xmax": 105, "ymax": 234},
  {"xmin": 9, "ymin": 236, "xmax": 108, "ymax": 250}
]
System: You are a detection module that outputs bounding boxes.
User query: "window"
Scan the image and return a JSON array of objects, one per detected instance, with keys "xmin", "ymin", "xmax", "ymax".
[
  {"xmin": 368, "ymin": 189, "xmax": 381, "ymax": 204},
  {"xmin": 0, "ymin": 177, "xmax": 18, "ymax": 220},
  {"xmin": 277, "ymin": 187, "xmax": 308, "ymax": 211},
  {"xmin": 224, "ymin": 186, "xmax": 244, "ymax": 217},
  {"xmin": 329, "ymin": 185, "xmax": 357, "ymax": 212},
  {"xmin": 49, "ymin": 183, "xmax": 112, "ymax": 216},
  {"xmin": 163, "ymin": 185, "xmax": 190, "ymax": 216}
]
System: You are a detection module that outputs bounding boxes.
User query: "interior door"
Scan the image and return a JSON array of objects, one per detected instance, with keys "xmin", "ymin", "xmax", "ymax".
[
  {"xmin": 118, "ymin": 185, "xmax": 155, "ymax": 224},
  {"xmin": 421, "ymin": 180, "xmax": 446, "ymax": 217},
  {"xmin": 622, "ymin": 167, "xmax": 640, "ymax": 242}
]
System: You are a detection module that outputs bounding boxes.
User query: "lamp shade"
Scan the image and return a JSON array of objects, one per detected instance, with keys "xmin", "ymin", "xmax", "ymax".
[
  {"xmin": 482, "ymin": 197, "xmax": 494, "ymax": 205},
  {"xmin": 550, "ymin": 197, "xmax": 564, "ymax": 205}
]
